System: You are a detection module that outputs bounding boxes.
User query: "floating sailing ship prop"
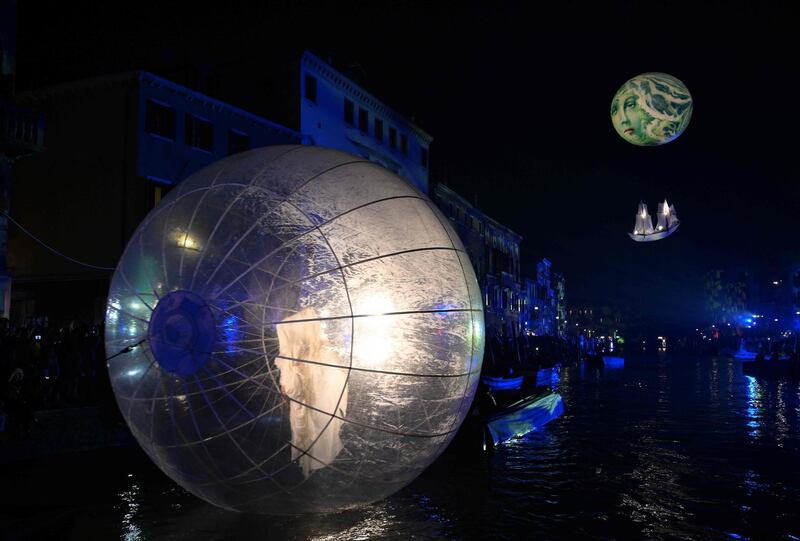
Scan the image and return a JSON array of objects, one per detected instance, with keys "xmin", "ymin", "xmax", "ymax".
[{"xmin": 629, "ymin": 199, "xmax": 680, "ymax": 242}]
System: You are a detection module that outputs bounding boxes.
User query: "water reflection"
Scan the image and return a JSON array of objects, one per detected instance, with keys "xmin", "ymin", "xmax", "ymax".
[
  {"xmin": 776, "ymin": 380, "xmax": 788, "ymax": 447},
  {"xmin": 10, "ymin": 353, "xmax": 800, "ymax": 540},
  {"xmin": 308, "ymin": 503, "xmax": 396, "ymax": 541},
  {"xmin": 119, "ymin": 474, "xmax": 143, "ymax": 541},
  {"xmin": 744, "ymin": 375, "xmax": 762, "ymax": 438}
]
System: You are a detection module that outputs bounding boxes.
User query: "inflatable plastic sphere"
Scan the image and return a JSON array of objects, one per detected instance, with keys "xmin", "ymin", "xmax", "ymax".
[
  {"xmin": 104, "ymin": 145, "xmax": 484, "ymax": 514},
  {"xmin": 611, "ymin": 72, "xmax": 693, "ymax": 146}
]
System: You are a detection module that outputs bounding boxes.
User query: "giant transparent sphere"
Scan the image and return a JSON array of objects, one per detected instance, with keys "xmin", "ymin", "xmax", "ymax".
[{"xmin": 104, "ymin": 145, "xmax": 484, "ymax": 514}]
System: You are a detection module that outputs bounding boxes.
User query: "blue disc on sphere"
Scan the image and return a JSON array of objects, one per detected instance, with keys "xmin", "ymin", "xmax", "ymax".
[{"xmin": 148, "ymin": 290, "xmax": 216, "ymax": 376}]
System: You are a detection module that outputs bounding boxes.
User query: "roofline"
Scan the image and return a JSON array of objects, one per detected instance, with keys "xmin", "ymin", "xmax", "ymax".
[
  {"xmin": 302, "ymin": 50, "xmax": 433, "ymax": 144},
  {"xmin": 16, "ymin": 71, "xmax": 303, "ymax": 139},
  {"xmin": 15, "ymin": 71, "xmax": 141, "ymax": 101},
  {"xmin": 434, "ymin": 183, "xmax": 522, "ymax": 241},
  {"xmin": 138, "ymin": 72, "xmax": 302, "ymax": 138}
]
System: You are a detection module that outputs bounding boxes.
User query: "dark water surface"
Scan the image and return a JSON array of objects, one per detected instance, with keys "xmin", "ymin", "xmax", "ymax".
[{"xmin": 3, "ymin": 354, "xmax": 800, "ymax": 540}]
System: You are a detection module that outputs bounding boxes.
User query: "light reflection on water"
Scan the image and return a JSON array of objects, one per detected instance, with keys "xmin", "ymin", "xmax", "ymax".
[
  {"xmin": 5, "ymin": 354, "xmax": 800, "ymax": 540},
  {"xmin": 745, "ymin": 375, "xmax": 762, "ymax": 437},
  {"xmin": 154, "ymin": 356, "xmax": 800, "ymax": 539},
  {"xmin": 119, "ymin": 474, "xmax": 142, "ymax": 541}
]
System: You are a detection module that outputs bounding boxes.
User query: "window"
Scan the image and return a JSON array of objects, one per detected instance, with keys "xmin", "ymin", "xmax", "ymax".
[
  {"xmin": 420, "ymin": 147, "xmax": 428, "ymax": 168},
  {"xmin": 185, "ymin": 114, "xmax": 213, "ymax": 151},
  {"xmin": 145, "ymin": 99, "xmax": 175, "ymax": 139},
  {"xmin": 228, "ymin": 130, "xmax": 250, "ymax": 155},
  {"xmin": 358, "ymin": 108, "xmax": 369, "ymax": 133},
  {"xmin": 344, "ymin": 99, "xmax": 354, "ymax": 125},
  {"xmin": 374, "ymin": 118, "xmax": 383, "ymax": 142},
  {"xmin": 388, "ymin": 126, "xmax": 397, "ymax": 149},
  {"xmin": 400, "ymin": 134, "xmax": 408, "ymax": 155},
  {"xmin": 304, "ymin": 74, "xmax": 317, "ymax": 103}
]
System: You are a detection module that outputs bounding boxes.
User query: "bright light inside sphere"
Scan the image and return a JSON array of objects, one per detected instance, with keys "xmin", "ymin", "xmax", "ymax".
[
  {"xmin": 356, "ymin": 295, "xmax": 396, "ymax": 366},
  {"xmin": 173, "ymin": 229, "xmax": 200, "ymax": 250}
]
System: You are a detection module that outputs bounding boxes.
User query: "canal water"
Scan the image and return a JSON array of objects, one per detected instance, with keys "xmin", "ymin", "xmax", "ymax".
[{"xmin": 3, "ymin": 353, "xmax": 800, "ymax": 540}]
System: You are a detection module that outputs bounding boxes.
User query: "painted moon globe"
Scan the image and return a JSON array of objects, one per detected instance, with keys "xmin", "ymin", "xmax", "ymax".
[
  {"xmin": 104, "ymin": 145, "xmax": 484, "ymax": 515},
  {"xmin": 611, "ymin": 72, "xmax": 693, "ymax": 146}
]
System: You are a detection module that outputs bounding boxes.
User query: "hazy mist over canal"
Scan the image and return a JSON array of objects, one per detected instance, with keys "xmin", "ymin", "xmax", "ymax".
[{"xmin": 3, "ymin": 353, "xmax": 799, "ymax": 540}]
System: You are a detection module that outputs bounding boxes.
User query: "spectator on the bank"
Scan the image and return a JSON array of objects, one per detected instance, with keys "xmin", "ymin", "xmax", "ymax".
[{"xmin": 5, "ymin": 366, "xmax": 33, "ymax": 439}]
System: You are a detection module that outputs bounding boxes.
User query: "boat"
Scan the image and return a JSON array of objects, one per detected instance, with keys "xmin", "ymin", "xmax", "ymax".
[
  {"xmin": 743, "ymin": 355, "xmax": 799, "ymax": 378},
  {"xmin": 733, "ymin": 339, "xmax": 759, "ymax": 361},
  {"xmin": 535, "ymin": 365, "xmax": 561, "ymax": 388},
  {"xmin": 485, "ymin": 390, "xmax": 564, "ymax": 447},
  {"xmin": 450, "ymin": 383, "xmax": 565, "ymax": 454},
  {"xmin": 629, "ymin": 199, "xmax": 680, "ymax": 242},
  {"xmin": 480, "ymin": 375, "xmax": 524, "ymax": 391},
  {"xmin": 766, "ymin": 353, "xmax": 791, "ymax": 361},
  {"xmin": 601, "ymin": 355, "xmax": 625, "ymax": 368}
]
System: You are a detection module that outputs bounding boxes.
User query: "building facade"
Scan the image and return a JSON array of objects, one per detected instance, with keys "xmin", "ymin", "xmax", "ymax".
[
  {"xmin": 554, "ymin": 272, "xmax": 567, "ymax": 339},
  {"xmin": 534, "ymin": 258, "xmax": 556, "ymax": 337},
  {"xmin": 1, "ymin": 0, "xmax": 45, "ymax": 319},
  {"xmin": 568, "ymin": 305, "xmax": 624, "ymax": 342},
  {"xmin": 10, "ymin": 71, "xmax": 301, "ymax": 322},
  {"xmin": 299, "ymin": 50, "xmax": 432, "ymax": 194},
  {"xmin": 433, "ymin": 183, "xmax": 526, "ymax": 338}
]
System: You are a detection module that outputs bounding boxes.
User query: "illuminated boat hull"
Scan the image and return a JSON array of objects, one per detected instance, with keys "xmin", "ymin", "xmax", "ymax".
[
  {"xmin": 628, "ymin": 221, "xmax": 680, "ymax": 242},
  {"xmin": 481, "ymin": 375, "xmax": 524, "ymax": 391},
  {"xmin": 486, "ymin": 391, "xmax": 564, "ymax": 446},
  {"xmin": 733, "ymin": 349, "xmax": 758, "ymax": 361},
  {"xmin": 743, "ymin": 357, "xmax": 799, "ymax": 377},
  {"xmin": 602, "ymin": 355, "xmax": 625, "ymax": 368}
]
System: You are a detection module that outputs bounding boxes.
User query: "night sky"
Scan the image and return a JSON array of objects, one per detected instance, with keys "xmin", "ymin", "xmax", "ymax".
[{"xmin": 16, "ymin": 1, "xmax": 800, "ymax": 332}]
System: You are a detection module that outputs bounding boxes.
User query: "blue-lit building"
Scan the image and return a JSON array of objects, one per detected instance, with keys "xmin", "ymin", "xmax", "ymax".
[
  {"xmin": 433, "ymin": 183, "xmax": 525, "ymax": 338},
  {"xmin": 523, "ymin": 258, "xmax": 560, "ymax": 338},
  {"xmin": 747, "ymin": 268, "xmax": 800, "ymax": 337},
  {"xmin": 433, "ymin": 183, "xmax": 568, "ymax": 341},
  {"xmin": 554, "ymin": 272, "xmax": 567, "ymax": 339},
  {"xmin": 10, "ymin": 71, "xmax": 301, "ymax": 322},
  {"xmin": 299, "ymin": 50, "xmax": 432, "ymax": 193},
  {"xmin": 520, "ymin": 259, "xmax": 568, "ymax": 339}
]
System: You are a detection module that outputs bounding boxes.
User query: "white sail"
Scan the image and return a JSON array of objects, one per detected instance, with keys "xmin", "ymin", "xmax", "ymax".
[
  {"xmin": 667, "ymin": 204, "xmax": 678, "ymax": 228},
  {"xmin": 633, "ymin": 202, "xmax": 654, "ymax": 235},
  {"xmin": 656, "ymin": 199, "xmax": 669, "ymax": 231},
  {"xmin": 629, "ymin": 199, "xmax": 680, "ymax": 242}
]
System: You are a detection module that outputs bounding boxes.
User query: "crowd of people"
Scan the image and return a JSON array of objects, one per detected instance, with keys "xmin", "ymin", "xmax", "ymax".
[{"xmin": 0, "ymin": 317, "xmax": 112, "ymax": 439}]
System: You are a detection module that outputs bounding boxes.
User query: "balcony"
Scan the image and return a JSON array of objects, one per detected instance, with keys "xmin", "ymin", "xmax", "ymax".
[
  {"xmin": 500, "ymin": 271, "xmax": 517, "ymax": 288},
  {"xmin": 0, "ymin": 99, "xmax": 45, "ymax": 159}
]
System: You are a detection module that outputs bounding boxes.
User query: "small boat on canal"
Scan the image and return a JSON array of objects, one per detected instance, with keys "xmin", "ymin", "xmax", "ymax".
[
  {"xmin": 601, "ymin": 355, "xmax": 625, "ymax": 368},
  {"xmin": 452, "ymin": 378, "xmax": 565, "ymax": 453},
  {"xmin": 484, "ymin": 390, "xmax": 564, "ymax": 447},
  {"xmin": 742, "ymin": 353, "xmax": 799, "ymax": 378},
  {"xmin": 480, "ymin": 375, "xmax": 524, "ymax": 391},
  {"xmin": 732, "ymin": 339, "xmax": 759, "ymax": 361}
]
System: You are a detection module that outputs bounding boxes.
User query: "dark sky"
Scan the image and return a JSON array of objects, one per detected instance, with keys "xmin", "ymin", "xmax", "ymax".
[{"xmin": 16, "ymin": 1, "xmax": 800, "ymax": 332}]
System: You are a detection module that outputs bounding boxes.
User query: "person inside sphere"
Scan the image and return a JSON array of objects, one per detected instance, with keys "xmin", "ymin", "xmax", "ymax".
[{"xmin": 275, "ymin": 307, "xmax": 348, "ymax": 479}]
